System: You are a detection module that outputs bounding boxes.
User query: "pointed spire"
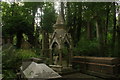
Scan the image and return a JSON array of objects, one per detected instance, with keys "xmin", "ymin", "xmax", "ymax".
[{"xmin": 55, "ymin": 10, "xmax": 64, "ymax": 24}]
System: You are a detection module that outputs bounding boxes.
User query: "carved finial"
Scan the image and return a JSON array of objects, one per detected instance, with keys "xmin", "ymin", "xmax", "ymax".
[{"xmin": 55, "ymin": 10, "xmax": 64, "ymax": 24}]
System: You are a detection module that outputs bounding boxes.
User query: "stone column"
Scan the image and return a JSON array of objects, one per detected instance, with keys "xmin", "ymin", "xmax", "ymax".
[
  {"xmin": 59, "ymin": 49, "xmax": 62, "ymax": 66},
  {"xmin": 69, "ymin": 48, "xmax": 72, "ymax": 67},
  {"xmin": 50, "ymin": 49, "xmax": 53, "ymax": 64}
]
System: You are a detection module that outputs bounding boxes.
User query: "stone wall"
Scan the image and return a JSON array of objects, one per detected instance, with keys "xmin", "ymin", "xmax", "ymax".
[{"xmin": 72, "ymin": 56, "xmax": 120, "ymax": 78}]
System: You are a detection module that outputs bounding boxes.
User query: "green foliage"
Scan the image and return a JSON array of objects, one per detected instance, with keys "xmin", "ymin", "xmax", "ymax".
[
  {"xmin": 75, "ymin": 64, "xmax": 81, "ymax": 71},
  {"xmin": 44, "ymin": 58, "xmax": 50, "ymax": 65},
  {"xmin": 2, "ymin": 45, "xmax": 19, "ymax": 79},
  {"xmin": 2, "ymin": 45, "xmax": 39, "ymax": 78},
  {"xmin": 74, "ymin": 38, "xmax": 99, "ymax": 56},
  {"xmin": 2, "ymin": 2, "xmax": 44, "ymax": 48},
  {"xmin": 2, "ymin": 45, "xmax": 18, "ymax": 69},
  {"xmin": 16, "ymin": 49, "xmax": 38, "ymax": 60},
  {"xmin": 42, "ymin": 2, "xmax": 56, "ymax": 33},
  {"xmin": 2, "ymin": 2, "xmax": 33, "ymax": 37},
  {"xmin": 2, "ymin": 47, "xmax": 39, "ymax": 68},
  {"xmin": 24, "ymin": 2, "xmax": 43, "ymax": 12},
  {"xmin": 3, "ymin": 70, "xmax": 16, "ymax": 79},
  {"xmin": 66, "ymin": 2, "xmax": 119, "ymax": 57},
  {"xmin": 62, "ymin": 47, "xmax": 68, "ymax": 55}
]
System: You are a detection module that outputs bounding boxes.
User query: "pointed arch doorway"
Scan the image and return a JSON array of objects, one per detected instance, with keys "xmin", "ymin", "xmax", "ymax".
[
  {"xmin": 51, "ymin": 42, "xmax": 59, "ymax": 65},
  {"xmin": 62, "ymin": 41, "xmax": 70, "ymax": 67}
]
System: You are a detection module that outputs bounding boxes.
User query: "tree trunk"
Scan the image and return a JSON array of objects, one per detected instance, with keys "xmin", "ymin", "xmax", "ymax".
[
  {"xmin": 27, "ymin": 9, "xmax": 37, "ymax": 47},
  {"xmin": 73, "ymin": 3, "xmax": 77, "ymax": 47},
  {"xmin": 61, "ymin": 2, "xmax": 65, "ymax": 22},
  {"xmin": 67, "ymin": 2, "xmax": 72, "ymax": 35},
  {"xmin": 96, "ymin": 19, "xmax": 104, "ymax": 56},
  {"xmin": 111, "ymin": 2, "xmax": 116, "ymax": 56},
  {"xmin": 27, "ymin": 34, "xmax": 35, "ymax": 47},
  {"xmin": 66, "ymin": 2, "xmax": 82, "ymax": 47},
  {"xmin": 116, "ymin": 13, "xmax": 120, "ymax": 57},
  {"xmin": 96, "ymin": 21, "xmax": 99, "ymax": 40},
  {"xmin": 45, "ymin": 32, "xmax": 50, "ymax": 57},
  {"xmin": 76, "ymin": 3, "xmax": 82, "ymax": 43},
  {"xmin": 42, "ymin": 30, "xmax": 45, "ymax": 56},
  {"xmin": 104, "ymin": 5, "xmax": 109, "ymax": 45},
  {"xmin": 87, "ymin": 21, "xmax": 92, "ymax": 40},
  {"xmin": 42, "ymin": 30, "xmax": 49, "ymax": 57},
  {"xmin": 16, "ymin": 32, "xmax": 23, "ymax": 48},
  {"xmin": 10, "ymin": 36, "xmax": 13, "ymax": 44}
]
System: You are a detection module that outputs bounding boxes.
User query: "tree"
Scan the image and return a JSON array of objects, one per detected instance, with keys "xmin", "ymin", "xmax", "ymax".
[
  {"xmin": 65, "ymin": 2, "xmax": 116, "ymax": 57},
  {"xmin": 66, "ymin": 2, "xmax": 82, "ymax": 47},
  {"xmin": 111, "ymin": 2, "xmax": 117, "ymax": 56},
  {"xmin": 24, "ymin": 2, "xmax": 44, "ymax": 47},
  {"xmin": 41, "ymin": 2, "xmax": 56, "ymax": 57},
  {"xmin": 2, "ymin": 2, "xmax": 33, "ymax": 48}
]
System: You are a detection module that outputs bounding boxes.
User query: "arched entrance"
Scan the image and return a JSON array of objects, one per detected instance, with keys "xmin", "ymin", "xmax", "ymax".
[
  {"xmin": 51, "ymin": 42, "xmax": 59, "ymax": 65},
  {"xmin": 62, "ymin": 41, "xmax": 70, "ymax": 67}
]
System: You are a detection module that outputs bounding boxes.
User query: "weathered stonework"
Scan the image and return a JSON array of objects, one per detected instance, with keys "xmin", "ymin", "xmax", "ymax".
[{"xmin": 49, "ymin": 13, "xmax": 72, "ymax": 72}]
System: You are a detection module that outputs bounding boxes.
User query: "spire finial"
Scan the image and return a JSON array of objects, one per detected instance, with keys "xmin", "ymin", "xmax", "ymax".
[{"xmin": 55, "ymin": 10, "xmax": 64, "ymax": 24}]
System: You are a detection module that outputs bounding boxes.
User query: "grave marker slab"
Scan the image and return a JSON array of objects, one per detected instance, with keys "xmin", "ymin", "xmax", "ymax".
[{"xmin": 20, "ymin": 62, "xmax": 61, "ymax": 79}]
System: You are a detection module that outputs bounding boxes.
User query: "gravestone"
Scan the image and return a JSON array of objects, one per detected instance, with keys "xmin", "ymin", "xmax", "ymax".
[
  {"xmin": 20, "ymin": 62, "xmax": 61, "ymax": 79},
  {"xmin": 21, "ymin": 39, "xmax": 31, "ymax": 49}
]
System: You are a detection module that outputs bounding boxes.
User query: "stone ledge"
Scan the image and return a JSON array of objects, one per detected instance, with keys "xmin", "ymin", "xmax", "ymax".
[{"xmin": 49, "ymin": 65, "xmax": 63, "ymax": 68}]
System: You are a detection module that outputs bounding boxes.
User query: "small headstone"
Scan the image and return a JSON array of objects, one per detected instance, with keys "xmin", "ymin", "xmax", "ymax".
[{"xmin": 21, "ymin": 40, "xmax": 31, "ymax": 49}]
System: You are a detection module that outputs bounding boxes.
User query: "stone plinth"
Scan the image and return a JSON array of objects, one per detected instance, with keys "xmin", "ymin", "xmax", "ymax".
[
  {"xmin": 49, "ymin": 64, "xmax": 73, "ymax": 75},
  {"xmin": 49, "ymin": 65, "xmax": 63, "ymax": 72}
]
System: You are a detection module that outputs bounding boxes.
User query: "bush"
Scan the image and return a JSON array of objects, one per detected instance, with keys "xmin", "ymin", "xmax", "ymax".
[
  {"xmin": 62, "ymin": 47, "xmax": 68, "ymax": 55},
  {"xmin": 16, "ymin": 49, "xmax": 39, "ymax": 60},
  {"xmin": 2, "ymin": 45, "xmax": 18, "ymax": 79},
  {"xmin": 74, "ymin": 38, "xmax": 99, "ymax": 56},
  {"xmin": 2, "ymin": 45, "xmax": 39, "ymax": 79},
  {"xmin": 2, "ymin": 70, "xmax": 16, "ymax": 79}
]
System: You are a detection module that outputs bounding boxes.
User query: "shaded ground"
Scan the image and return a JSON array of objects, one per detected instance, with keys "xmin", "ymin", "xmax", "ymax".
[{"xmin": 61, "ymin": 72, "xmax": 104, "ymax": 80}]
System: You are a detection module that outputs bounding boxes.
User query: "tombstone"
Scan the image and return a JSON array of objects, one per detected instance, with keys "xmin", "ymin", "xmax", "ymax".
[
  {"xmin": 20, "ymin": 62, "xmax": 61, "ymax": 79},
  {"xmin": 2, "ymin": 36, "xmax": 13, "ymax": 50},
  {"xmin": 2, "ymin": 36, "xmax": 11, "ymax": 45},
  {"xmin": 21, "ymin": 39, "xmax": 31, "ymax": 49}
]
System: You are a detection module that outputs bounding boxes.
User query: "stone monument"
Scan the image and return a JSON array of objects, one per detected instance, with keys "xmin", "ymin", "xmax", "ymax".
[
  {"xmin": 20, "ymin": 62, "xmax": 61, "ymax": 79},
  {"xmin": 49, "ymin": 12, "xmax": 73, "ymax": 72}
]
